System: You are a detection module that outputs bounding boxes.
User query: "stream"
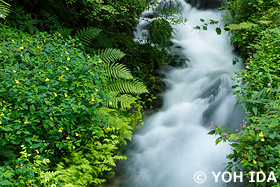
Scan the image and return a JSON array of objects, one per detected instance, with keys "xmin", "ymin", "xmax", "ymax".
[{"xmin": 124, "ymin": 0, "xmax": 245, "ymax": 186}]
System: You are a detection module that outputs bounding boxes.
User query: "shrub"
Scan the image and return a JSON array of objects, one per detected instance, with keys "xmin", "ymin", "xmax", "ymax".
[
  {"xmin": 0, "ymin": 24, "xmax": 146, "ymax": 186},
  {"xmin": 211, "ymin": 1, "xmax": 280, "ymax": 186}
]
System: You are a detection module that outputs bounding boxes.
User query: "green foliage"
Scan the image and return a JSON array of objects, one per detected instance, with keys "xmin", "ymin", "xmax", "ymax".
[
  {"xmin": 56, "ymin": 106, "xmax": 136, "ymax": 186},
  {"xmin": 0, "ymin": 26, "xmax": 109, "ymax": 162},
  {"xmin": 211, "ymin": 1, "xmax": 280, "ymax": 186},
  {"xmin": 225, "ymin": 22, "xmax": 258, "ymax": 30},
  {"xmin": 150, "ymin": 18, "xmax": 172, "ymax": 50},
  {"xmin": 0, "ymin": 145, "xmax": 63, "ymax": 186},
  {"xmin": 76, "ymin": 27, "xmax": 102, "ymax": 47},
  {"xmin": 0, "ymin": 0, "xmax": 10, "ymax": 19},
  {"xmin": 99, "ymin": 48, "xmax": 126, "ymax": 64}
]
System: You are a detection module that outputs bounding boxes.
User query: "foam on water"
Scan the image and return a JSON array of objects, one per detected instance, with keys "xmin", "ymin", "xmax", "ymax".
[{"xmin": 125, "ymin": 1, "xmax": 245, "ymax": 186}]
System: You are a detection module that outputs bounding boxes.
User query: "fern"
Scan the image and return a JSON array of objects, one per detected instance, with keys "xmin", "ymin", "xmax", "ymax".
[
  {"xmin": 0, "ymin": 0, "xmax": 11, "ymax": 19},
  {"xmin": 57, "ymin": 27, "xmax": 73, "ymax": 37},
  {"xmin": 225, "ymin": 22, "xmax": 258, "ymax": 30},
  {"xmin": 97, "ymin": 32, "xmax": 113, "ymax": 48},
  {"xmin": 107, "ymin": 80, "xmax": 148, "ymax": 95},
  {"xmin": 107, "ymin": 62, "xmax": 133, "ymax": 79},
  {"xmin": 76, "ymin": 27, "xmax": 102, "ymax": 47},
  {"xmin": 107, "ymin": 92, "xmax": 137, "ymax": 109},
  {"xmin": 99, "ymin": 48, "xmax": 125, "ymax": 63}
]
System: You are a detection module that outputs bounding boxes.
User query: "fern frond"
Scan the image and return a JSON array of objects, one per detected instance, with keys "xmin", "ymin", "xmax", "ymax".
[
  {"xmin": 0, "ymin": 0, "xmax": 11, "ymax": 19},
  {"xmin": 225, "ymin": 22, "xmax": 257, "ymax": 30},
  {"xmin": 58, "ymin": 27, "xmax": 73, "ymax": 37},
  {"xmin": 107, "ymin": 62, "xmax": 133, "ymax": 79},
  {"xmin": 97, "ymin": 32, "xmax": 113, "ymax": 48},
  {"xmin": 107, "ymin": 80, "xmax": 148, "ymax": 94},
  {"xmin": 99, "ymin": 48, "xmax": 125, "ymax": 64},
  {"xmin": 76, "ymin": 27, "xmax": 102, "ymax": 47},
  {"xmin": 107, "ymin": 92, "xmax": 137, "ymax": 109}
]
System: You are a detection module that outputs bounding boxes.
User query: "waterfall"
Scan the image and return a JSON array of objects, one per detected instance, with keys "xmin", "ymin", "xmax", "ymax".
[{"xmin": 125, "ymin": 0, "xmax": 245, "ymax": 186}]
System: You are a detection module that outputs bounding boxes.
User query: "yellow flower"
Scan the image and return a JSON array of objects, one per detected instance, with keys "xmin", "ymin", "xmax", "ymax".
[
  {"xmin": 0, "ymin": 112, "xmax": 3, "ymax": 116},
  {"xmin": 20, "ymin": 46, "xmax": 24, "ymax": 49},
  {"xmin": 12, "ymin": 39, "xmax": 15, "ymax": 43},
  {"xmin": 71, "ymin": 106, "xmax": 75, "ymax": 110},
  {"xmin": 67, "ymin": 57, "xmax": 70, "ymax": 61},
  {"xmin": 35, "ymin": 149, "xmax": 39, "ymax": 154},
  {"xmin": 266, "ymin": 43, "xmax": 269, "ymax": 46},
  {"xmin": 246, "ymin": 32, "xmax": 248, "ymax": 34},
  {"xmin": 24, "ymin": 119, "xmax": 28, "ymax": 124},
  {"xmin": 0, "ymin": 50, "xmax": 2, "ymax": 53},
  {"xmin": 107, "ymin": 126, "xmax": 110, "ymax": 130},
  {"xmin": 65, "ymin": 67, "xmax": 69, "ymax": 71},
  {"xmin": 54, "ymin": 37, "xmax": 57, "ymax": 40},
  {"xmin": 99, "ymin": 59, "xmax": 102, "ymax": 63},
  {"xmin": 109, "ymin": 101, "xmax": 113, "ymax": 105},
  {"xmin": 259, "ymin": 131, "xmax": 264, "ymax": 137},
  {"xmin": 65, "ymin": 51, "xmax": 69, "ymax": 54},
  {"xmin": 33, "ymin": 167, "xmax": 36, "ymax": 170},
  {"xmin": 15, "ymin": 79, "xmax": 19, "ymax": 84},
  {"xmin": 246, "ymin": 65, "xmax": 249, "ymax": 69},
  {"xmin": 61, "ymin": 54, "xmax": 63, "ymax": 57},
  {"xmin": 37, "ymin": 45, "xmax": 42, "ymax": 50},
  {"xmin": 13, "ymin": 70, "xmax": 16, "ymax": 73},
  {"xmin": 66, "ymin": 136, "xmax": 70, "ymax": 140},
  {"xmin": 244, "ymin": 74, "xmax": 247, "ymax": 77},
  {"xmin": 112, "ymin": 126, "xmax": 115, "ymax": 130},
  {"xmin": 45, "ymin": 77, "xmax": 50, "ymax": 82},
  {"xmin": 250, "ymin": 61, "xmax": 252, "ymax": 63},
  {"xmin": 20, "ymin": 53, "xmax": 23, "ymax": 57},
  {"xmin": 64, "ymin": 93, "xmax": 68, "ymax": 98},
  {"xmin": 95, "ymin": 88, "xmax": 98, "ymax": 92},
  {"xmin": 91, "ymin": 96, "xmax": 95, "ymax": 101},
  {"xmin": 43, "ymin": 39, "xmax": 46, "ymax": 43},
  {"xmin": 3, "ymin": 107, "xmax": 6, "ymax": 111},
  {"xmin": 75, "ymin": 132, "xmax": 79, "ymax": 136},
  {"xmin": 261, "ymin": 137, "xmax": 265, "ymax": 141},
  {"xmin": 58, "ymin": 33, "xmax": 61, "ymax": 36},
  {"xmin": 271, "ymin": 45, "xmax": 274, "ymax": 47},
  {"xmin": 72, "ymin": 145, "xmax": 76, "ymax": 149},
  {"xmin": 0, "ymin": 120, "xmax": 2, "ymax": 124},
  {"xmin": 53, "ymin": 92, "xmax": 57, "ymax": 97},
  {"xmin": 58, "ymin": 75, "xmax": 64, "ymax": 80},
  {"xmin": 16, "ymin": 165, "xmax": 20, "ymax": 168},
  {"xmin": 72, "ymin": 43, "xmax": 75, "ymax": 47},
  {"xmin": 260, "ymin": 168, "xmax": 263, "ymax": 172},
  {"xmin": 58, "ymin": 128, "xmax": 63, "ymax": 132},
  {"xmin": 253, "ymin": 159, "xmax": 257, "ymax": 164}
]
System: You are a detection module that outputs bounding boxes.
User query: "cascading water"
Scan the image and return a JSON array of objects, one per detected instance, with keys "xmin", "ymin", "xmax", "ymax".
[{"xmin": 125, "ymin": 0, "xmax": 245, "ymax": 186}]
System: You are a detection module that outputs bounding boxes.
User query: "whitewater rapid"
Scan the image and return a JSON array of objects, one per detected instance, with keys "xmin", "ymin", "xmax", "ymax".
[{"xmin": 126, "ymin": 1, "xmax": 245, "ymax": 186}]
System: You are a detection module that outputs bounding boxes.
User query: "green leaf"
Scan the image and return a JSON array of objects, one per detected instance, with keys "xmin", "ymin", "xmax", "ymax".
[
  {"xmin": 215, "ymin": 137, "xmax": 222, "ymax": 145},
  {"xmin": 208, "ymin": 130, "xmax": 216, "ymax": 135},
  {"xmin": 252, "ymin": 107, "xmax": 258, "ymax": 116},
  {"xmin": 216, "ymin": 28, "xmax": 221, "ymax": 35},
  {"xmin": 30, "ymin": 105, "xmax": 35, "ymax": 114},
  {"xmin": 22, "ymin": 104, "xmax": 28, "ymax": 110}
]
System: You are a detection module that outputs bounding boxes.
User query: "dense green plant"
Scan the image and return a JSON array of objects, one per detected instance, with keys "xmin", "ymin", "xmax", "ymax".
[
  {"xmin": 0, "ymin": 145, "xmax": 63, "ymax": 186},
  {"xmin": 0, "ymin": 24, "xmax": 147, "ymax": 186},
  {"xmin": 210, "ymin": 1, "xmax": 280, "ymax": 186},
  {"xmin": 0, "ymin": 0, "xmax": 10, "ymax": 19},
  {"xmin": 56, "ymin": 107, "xmax": 135, "ymax": 186},
  {"xmin": 0, "ymin": 25, "xmax": 108, "ymax": 162}
]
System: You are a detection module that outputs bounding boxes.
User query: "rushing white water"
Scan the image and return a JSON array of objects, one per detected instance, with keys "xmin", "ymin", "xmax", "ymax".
[{"xmin": 126, "ymin": 1, "xmax": 245, "ymax": 186}]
